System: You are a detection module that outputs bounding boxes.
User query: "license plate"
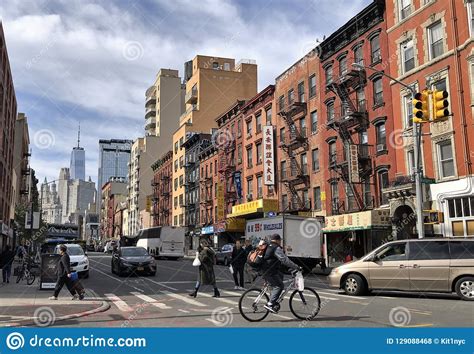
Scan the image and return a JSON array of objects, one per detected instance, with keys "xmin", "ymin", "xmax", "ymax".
[{"xmin": 137, "ymin": 267, "xmax": 144, "ymax": 271}]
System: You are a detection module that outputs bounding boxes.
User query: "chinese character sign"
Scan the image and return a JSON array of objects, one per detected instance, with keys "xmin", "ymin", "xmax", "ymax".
[{"xmin": 263, "ymin": 125, "xmax": 275, "ymax": 185}]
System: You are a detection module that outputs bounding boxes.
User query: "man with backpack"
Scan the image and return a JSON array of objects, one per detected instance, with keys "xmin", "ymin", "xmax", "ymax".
[{"xmin": 261, "ymin": 234, "xmax": 301, "ymax": 313}]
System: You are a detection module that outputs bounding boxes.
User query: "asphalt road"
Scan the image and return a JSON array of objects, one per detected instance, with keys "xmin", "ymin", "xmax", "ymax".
[{"xmin": 49, "ymin": 253, "xmax": 472, "ymax": 328}]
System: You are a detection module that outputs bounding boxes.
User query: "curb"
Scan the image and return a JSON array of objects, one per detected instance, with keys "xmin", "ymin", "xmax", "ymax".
[{"xmin": 0, "ymin": 300, "xmax": 110, "ymax": 328}]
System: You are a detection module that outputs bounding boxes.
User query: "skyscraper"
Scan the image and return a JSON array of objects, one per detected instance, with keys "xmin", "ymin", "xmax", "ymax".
[
  {"xmin": 70, "ymin": 124, "xmax": 85, "ymax": 180},
  {"xmin": 97, "ymin": 139, "xmax": 132, "ymax": 209}
]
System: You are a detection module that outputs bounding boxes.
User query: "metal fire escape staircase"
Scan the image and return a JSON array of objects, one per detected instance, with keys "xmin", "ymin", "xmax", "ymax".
[
  {"xmin": 327, "ymin": 69, "xmax": 373, "ymax": 212},
  {"xmin": 218, "ymin": 139, "xmax": 237, "ymax": 216},
  {"xmin": 278, "ymin": 102, "xmax": 310, "ymax": 211}
]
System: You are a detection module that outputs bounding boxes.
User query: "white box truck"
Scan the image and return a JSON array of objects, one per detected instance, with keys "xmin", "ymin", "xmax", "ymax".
[{"xmin": 245, "ymin": 215, "xmax": 325, "ymax": 271}]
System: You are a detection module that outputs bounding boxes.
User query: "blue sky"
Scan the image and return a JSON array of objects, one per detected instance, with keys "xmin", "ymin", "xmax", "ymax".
[{"xmin": 1, "ymin": 0, "xmax": 370, "ymax": 185}]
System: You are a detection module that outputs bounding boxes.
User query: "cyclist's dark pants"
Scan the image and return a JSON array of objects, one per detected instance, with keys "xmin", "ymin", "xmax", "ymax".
[
  {"xmin": 264, "ymin": 272, "xmax": 284, "ymax": 304},
  {"xmin": 53, "ymin": 275, "xmax": 76, "ymax": 297}
]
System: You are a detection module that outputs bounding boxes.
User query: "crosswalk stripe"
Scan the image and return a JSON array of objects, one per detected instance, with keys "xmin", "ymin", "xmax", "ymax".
[
  {"xmin": 198, "ymin": 292, "xmax": 238, "ymax": 305},
  {"xmin": 105, "ymin": 293, "xmax": 133, "ymax": 312},
  {"xmin": 318, "ymin": 291, "xmax": 367, "ymax": 300},
  {"xmin": 222, "ymin": 290, "xmax": 243, "ymax": 297},
  {"xmin": 160, "ymin": 291, "xmax": 207, "ymax": 307},
  {"xmin": 131, "ymin": 292, "xmax": 172, "ymax": 310}
]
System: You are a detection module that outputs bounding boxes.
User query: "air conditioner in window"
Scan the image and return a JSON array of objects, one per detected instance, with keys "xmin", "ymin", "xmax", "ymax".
[
  {"xmin": 237, "ymin": 158, "xmax": 242, "ymax": 164},
  {"xmin": 376, "ymin": 144, "xmax": 386, "ymax": 152}
]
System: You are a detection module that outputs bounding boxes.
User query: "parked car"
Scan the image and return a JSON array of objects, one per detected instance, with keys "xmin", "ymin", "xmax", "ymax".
[
  {"xmin": 328, "ymin": 239, "xmax": 474, "ymax": 301},
  {"xmin": 215, "ymin": 243, "xmax": 234, "ymax": 266},
  {"xmin": 111, "ymin": 246, "xmax": 156, "ymax": 276},
  {"xmin": 86, "ymin": 244, "xmax": 95, "ymax": 252},
  {"xmin": 55, "ymin": 244, "xmax": 89, "ymax": 278}
]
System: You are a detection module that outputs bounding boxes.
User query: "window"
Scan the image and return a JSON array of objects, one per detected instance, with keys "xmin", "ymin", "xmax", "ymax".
[
  {"xmin": 297, "ymin": 82, "xmax": 305, "ymax": 102},
  {"xmin": 301, "ymin": 153, "xmax": 308, "ymax": 174},
  {"xmin": 174, "ymin": 159, "xmax": 178, "ymax": 172},
  {"xmin": 174, "ymin": 196, "xmax": 178, "ymax": 209},
  {"xmin": 179, "ymin": 194, "xmax": 183, "ymax": 206},
  {"xmin": 257, "ymin": 176, "xmax": 263, "ymax": 198},
  {"xmin": 359, "ymin": 129, "xmax": 368, "ymax": 144},
  {"xmin": 409, "ymin": 241, "xmax": 450, "ymax": 260},
  {"xmin": 370, "ymin": 35, "xmax": 381, "ymax": 63},
  {"xmin": 339, "ymin": 56, "xmax": 347, "ymax": 76},
  {"xmin": 246, "ymin": 179, "xmax": 253, "ymax": 198},
  {"xmin": 401, "ymin": 39, "xmax": 415, "ymax": 73},
  {"xmin": 309, "ymin": 74, "xmax": 316, "ymax": 97},
  {"xmin": 282, "ymin": 194, "xmax": 288, "ymax": 210},
  {"xmin": 399, "ymin": 0, "xmax": 412, "ymax": 20},
  {"xmin": 450, "ymin": 241, "xmax": 474, "ymax": 259},
  {"xmin": 373, "ymin": 78, "xmax": 384, "ymax": 106},
  {"xmin": 378, "ymin": 169, "xmax": 389, "ymax": 205},
  {"xmin": 237, "ymin": 145, "xmax": 242, "ymax": 164},
  {"xmin": 375, "ymin": 242, "xmax": 407, "ymax": 261},
  {"xmin": 265, "ymin": 107, "xmax": 272, "ymax": 126},
  {"xmin": 299, "ymin": 117, "xmax": 306, "ymax": 137},
  {"xmin": 278, "ymin": 95, "xmax": 285, "ymax": 111},
  {"xmin": 331, "ymin": 181, "xmax": 339, "ymax": 212},
  {"xmin": 174, "ymin": 142, "xmax": 178, "ymax": 153},
  {"xmin": 237, "ymin": 119, "xmax": 242, "ymax": 137},
  {"xmin": 280, "ymin": 127, "xmax": 285, "ymax": 143},
  {"xmin": 247, "ymin": 147, "xmax": 253, "ymax": 167},
  {"xmin": 256, "ymin": 113, "xmax": 262, "ymax": 133},
  {"xmin": 179, "ymin": 175, "xmax": 183, "ymax": 187},
  {"xmin": 437, "ymin": 140, "xmax": 455, "ymax": 178},
  {"xmin": 179, "ymin": 137, "xmax": 184, "ymax": 147},
  {"xmin": 326, "ymin": 101, "xmax": 335, "ymax": 122},
  {"xmin": 310, "ymin": 111, "xmax": 318, "ymax": 133},
  {"xmin": 280, "ymin": 161, "xmax": 287, "ymax": 179},
  {"xmin": 302, "ymin": 189, "xmax": 310, "ymax": 209},
  {"xmin": 404, "ymin": 94, "xmax": 413, "ymax": 128},
  {"xmin": 376, "ymin": 122, "xmax": 386, "ymax": 151},
  {"xmin": 288, "ymin": 89, "xmax": 295, "ymax": 105},
  {"xmin": 468, "ymin": 1, "xmax": 474, "ymax": 37},
  {"xmin": 428, "ymin": 21, "xmax": 443, "ymax": 59},
  {"xmin": 329, "ymin": 141, "xmax": 337, "ymax": 164},
  {"xmin": 407, "ymin": 150, "xmax": 415, "ymax": 176},
  {"xmin": 174, "ymin": 178, "xmax": 178, "ymax": 190},
  {"xmin": 325, "ymin": 65, "xmax": 333, "ymax": 85},
  {"xmin": 246, "ymin": 119, "xmax": 252, "ymax": 136},
  {"xmin": 313, "ymin": 187, "xmax": 321, "ymax": 211},
  {"xmin": 312, "ymin": 148, "xmax": 320, "ymax": 171},
  {"xmin": 256, "ymin": 143, "xmax": 262, "ymax": 164},
  {"xmin": 354, "ymin": 45, "xmax": 364, "ymax": 66},
  {"xmin": 209, "ymin": 161, "xmax": 213, "ymax": 175},
  {"xmin": 363, "ymin": 180, "xmax": 372, "ymax": 208},
  {"xmin": 448, "ymin": 197, "xmax": 474, "ymax": 237}
]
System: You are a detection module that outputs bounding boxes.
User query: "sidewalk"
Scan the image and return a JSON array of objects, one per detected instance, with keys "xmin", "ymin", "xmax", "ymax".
[{"xmin": 0, "ymin": 277, "xmax": 109, "ymax": 327}]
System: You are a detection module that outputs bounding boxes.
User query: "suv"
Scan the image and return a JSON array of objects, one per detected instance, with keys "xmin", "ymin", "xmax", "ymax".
[{"xmin": 329, "ymin": 239, "xmax": 474, "ymax": 301}]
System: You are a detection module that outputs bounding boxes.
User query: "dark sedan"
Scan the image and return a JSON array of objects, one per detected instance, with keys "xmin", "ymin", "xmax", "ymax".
[
  {"xmin": 111, "ymin": 247, "xmax": 156, "ymax": 276},
  {"xmin": 215, "ymin": 243, "xmax": 234, "ymax": 266}
]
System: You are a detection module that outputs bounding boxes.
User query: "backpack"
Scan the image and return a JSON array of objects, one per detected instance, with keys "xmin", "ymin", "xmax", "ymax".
[{"xmin": 247, "ymin": 242, "xmax": 268, "ymax": 269}]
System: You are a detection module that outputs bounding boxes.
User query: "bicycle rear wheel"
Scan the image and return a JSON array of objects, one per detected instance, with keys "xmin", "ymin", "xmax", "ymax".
[
  {"xmin": 26, "ymin": 272, "xmax": 35, "ymax": 285},
  {"xmin": 239, "ymin": 288, "xmax": 270, "ymax": 322},
  {"xmin": 289, "ymin": 287, "xmax": 321, "ymax": 320}
]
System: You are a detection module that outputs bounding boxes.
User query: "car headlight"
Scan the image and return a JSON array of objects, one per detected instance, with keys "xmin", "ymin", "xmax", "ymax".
[{"xmin": 79, "ymin": 260, "xmax": 88, "ymax": 265}]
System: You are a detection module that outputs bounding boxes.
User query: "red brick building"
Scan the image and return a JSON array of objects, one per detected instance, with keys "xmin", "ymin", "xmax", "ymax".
[
  {"xmin": 198, "ymin": 144, "xmax": 218, "ymax": 237},
  {"xmin": 385, "ymin": 0, "xmax": 474, "ymax": 238},
  {"xmin": 100, "ymin": 180, "xmax": 127, "ymax": 239},
  {"xmin": 0, "ymin": 23, "xmax": 18, "ymax": 252},
  {"xmin": 151, "ymin": 151, "xmax": 173, "ymax": 227}
]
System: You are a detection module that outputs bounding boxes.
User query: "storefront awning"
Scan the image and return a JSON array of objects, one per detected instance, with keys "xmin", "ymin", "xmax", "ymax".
[
  {"xmin": 323, "ymin": 209, "xmax": 391, "ymax": 233},
  {"xmin": 227, "ymin": 199, "xmax": 279, "ymax": 218}
]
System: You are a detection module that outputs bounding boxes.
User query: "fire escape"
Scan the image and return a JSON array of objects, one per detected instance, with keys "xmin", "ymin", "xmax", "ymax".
[
  {"xmin": 218, "ymin": 138, "xmax": 238, "ymax": 217},
  {"xmin": 199, "ymin": 170, "xmax": 214, "ymax": 225},
  {"xmin": 159, "ymin": 173, "xmax": 170, "ymax": 225},
  {"xmin": 326, "ymin": 67, "xmax": 372, "ymax": 213},
  {"xmin": 278, "ymin": 102, "xmax": 310, "ymax": 211}
]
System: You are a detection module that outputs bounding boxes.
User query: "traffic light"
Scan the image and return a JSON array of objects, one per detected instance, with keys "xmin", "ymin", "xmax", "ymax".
[
  {"xmin": 432, "ymin": 89, "xmax": 450, "ymax": 121},
  {"xmin": 412, "ymin": 90, "xmax": 430, "ymax": 123}
]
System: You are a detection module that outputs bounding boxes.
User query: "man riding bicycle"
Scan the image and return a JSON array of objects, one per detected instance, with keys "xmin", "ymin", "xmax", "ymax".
[{"xmin": 262, "ymin": 234, "xmax": 301, "ymax": 313}]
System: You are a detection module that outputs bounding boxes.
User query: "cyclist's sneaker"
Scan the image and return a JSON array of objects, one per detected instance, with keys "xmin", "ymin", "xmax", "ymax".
[
  {"xmin": 264, "ymin": 303, "xmax": 278, "ymax": 313},
  {"xmin": 48, "ymin": 296, "xmax": 57, "ymax": 300}
]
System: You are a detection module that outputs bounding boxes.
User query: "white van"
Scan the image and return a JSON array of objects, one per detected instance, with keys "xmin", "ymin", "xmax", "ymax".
[{"xmin": 136, "ymin": 226, "xmax": 185, "ymax": 259}]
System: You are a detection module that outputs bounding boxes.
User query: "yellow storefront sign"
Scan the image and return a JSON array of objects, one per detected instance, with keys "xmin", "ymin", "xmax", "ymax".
[
  {"xmin": 229, "ymin": 199, "xmax": 279, "ymax": 218},
  {"xmin": 217, "ymin": 182, "xmax": 225, "ymax": 221},
  {"xmin": 146, "ymin": 195, "xmax": 152, "ymax": 212},
  {"xmin": 323, "ymin": 210, "xmax": 391, "ymax": 233}
]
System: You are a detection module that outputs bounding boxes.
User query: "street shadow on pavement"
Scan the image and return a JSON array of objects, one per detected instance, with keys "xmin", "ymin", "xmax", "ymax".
[{"xmin": 365, "ymin": 291, "xmax": 460, "ymax": 301}]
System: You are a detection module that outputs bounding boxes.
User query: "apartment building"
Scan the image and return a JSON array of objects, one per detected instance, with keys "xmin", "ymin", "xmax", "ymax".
[
  {"xmin": 100, "ymin": 179, "xmax": 127, "ymax": 240},
  {"xmin": 151, "ymin": 150, "xmax": 173, "ymax": 227},
  {"xmin": 145, "ymin": 68, "xmax": 185, "ymax": 140},
  {"xmin": 13, "ymin": 113, "xmax": 30, "ymax": 206},
  {"xmin": 0, "ymin": 23, "xmax": 18, "ymax": 251},
  {"xmin": 171, "ymin": 55, "xmax": 258, "ymax": 227},
  {"xmin": 385, "ymin": 0, "xmax": 474, "ymax": 238}
]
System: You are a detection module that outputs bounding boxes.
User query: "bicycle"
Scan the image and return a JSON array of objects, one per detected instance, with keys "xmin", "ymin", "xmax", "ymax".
[
  {"xmin": 238, "ymin": 271, "xmax": 321, "ymax": 322},
  {"xmin": 16, "ymin": 258, "xmax": 35, "ymax": 285}
]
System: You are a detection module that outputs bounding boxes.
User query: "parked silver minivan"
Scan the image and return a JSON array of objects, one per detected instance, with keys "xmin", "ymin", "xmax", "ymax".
[{"xmin": 328, "ymin": 239, "xmax": 474, "ymax": 300}]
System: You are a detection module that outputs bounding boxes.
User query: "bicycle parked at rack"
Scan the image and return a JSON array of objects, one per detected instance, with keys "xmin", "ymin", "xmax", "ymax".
[
  {"xmin": 238, "ymin": 270, "xmax": 321, "ymax": 322},
  {"xmin": 16, "ymin": 257, "xmax": 35, "ymax": 285}
]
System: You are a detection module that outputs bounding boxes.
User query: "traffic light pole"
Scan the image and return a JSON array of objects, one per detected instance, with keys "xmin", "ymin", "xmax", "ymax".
[{"xmin": 352, "ymin": 63, "xmax": 425, "ymax": 239}]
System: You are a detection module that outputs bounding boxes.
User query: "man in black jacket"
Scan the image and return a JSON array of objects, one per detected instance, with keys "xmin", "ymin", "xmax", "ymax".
[
  {"xmin": 49, "ymin": 244, "xmax": 82, "ymax": 300},
  {"xmin": 262, "ymin": 234, "xmax": 300, "ymax": 313},
  {"xmin": 230, "ymin": 240, "xmax": 247, "ymax": 289},
  {"xmin": 1, "ymin": 245, "xmax": 15, "ymax": 283}
]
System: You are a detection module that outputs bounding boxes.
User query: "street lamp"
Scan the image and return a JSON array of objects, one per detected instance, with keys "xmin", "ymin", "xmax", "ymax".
[{"xmin": 352, "ymin": 63, "xmax": 425, "ymax": 239}]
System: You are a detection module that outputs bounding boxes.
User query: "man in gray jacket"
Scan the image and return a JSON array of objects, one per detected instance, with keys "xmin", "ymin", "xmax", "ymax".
[{"xmin": 262, "ymin": 234, "xmax": 301, "ymax": 313}]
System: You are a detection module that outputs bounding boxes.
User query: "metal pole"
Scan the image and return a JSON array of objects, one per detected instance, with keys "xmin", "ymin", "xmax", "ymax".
[{"xmin": 352, "ymin": 63, "xmax": 425, "ymax": 239}]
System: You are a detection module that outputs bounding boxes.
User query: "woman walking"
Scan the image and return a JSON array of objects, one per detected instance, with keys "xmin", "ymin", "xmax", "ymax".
[{"xmin": 189, "ymin": 239, "xmax": 220, "ymax": 298}]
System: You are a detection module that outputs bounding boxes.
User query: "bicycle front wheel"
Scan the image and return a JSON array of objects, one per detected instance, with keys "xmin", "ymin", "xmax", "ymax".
[
  {"xmin": 239, "ymin": 288, "xmax": 270, "ymax": 322},
  {"xmin": 289, "ymin": 287, "xmax": 321, "ymax": 320},
  {"xmin": 26, "ymin": 272, "xmax": 35, "ymax": 285}
]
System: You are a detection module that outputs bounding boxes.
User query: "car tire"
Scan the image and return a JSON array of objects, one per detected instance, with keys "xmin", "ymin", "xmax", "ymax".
[
  {"xmin": 343, "ymin": 274, "xmax": 367, "ymax": 296},
  {"xmin": 455, "ymin": 276, "xmax": 474, "ymax": 301}
]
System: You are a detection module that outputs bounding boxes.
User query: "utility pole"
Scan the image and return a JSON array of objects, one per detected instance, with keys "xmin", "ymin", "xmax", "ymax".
[{"xmin": 352, "ymin": 63, "xmax": 425, "ymax": 238}]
